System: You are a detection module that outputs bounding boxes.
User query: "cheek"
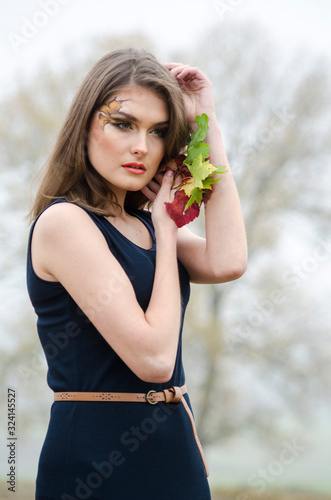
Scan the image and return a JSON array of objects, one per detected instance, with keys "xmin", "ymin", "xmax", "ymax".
[
  {"xmin": 153, "ymin": 141, "xmax": 166, "ymax": 162},
  {"xmin": 87, "ymin": 123, "xmax": 103, "ymax": 157},
  {"xmin": 88, "ymin": 127, "xmax": 115, "ymax": 164}
]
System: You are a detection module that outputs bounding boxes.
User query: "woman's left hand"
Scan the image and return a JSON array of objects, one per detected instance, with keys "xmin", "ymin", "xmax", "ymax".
[
  {"xmin": 164, "ymin": 63, "xmax": 216, "ymax": 125},
  {"xmin": 141, "ymin": 160, "xmax": 179, "ymax": 202}
]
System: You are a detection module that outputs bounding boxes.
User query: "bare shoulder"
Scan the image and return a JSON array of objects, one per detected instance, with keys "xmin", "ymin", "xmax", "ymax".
[
  {"xmin": 34, "ymin": 202, "xmax": 105, "ymax": 245},
  {"xmin": 31, "ymin": 202, "xmax": 110, "ymax": 281},
  {"xmin": 35, "ymin": 202, "xmax": 93, "ymax": 230}
]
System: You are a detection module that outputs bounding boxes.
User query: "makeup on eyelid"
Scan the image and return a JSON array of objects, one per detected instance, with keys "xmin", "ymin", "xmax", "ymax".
[{"xmin": 98, "ymin": 98, "xmax": 126, "ymax": 128}]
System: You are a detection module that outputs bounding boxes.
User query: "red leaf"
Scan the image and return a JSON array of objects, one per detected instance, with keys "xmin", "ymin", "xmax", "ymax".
[
  {"xmin": 175, "ymin": 154, "xmax": 186, "ymax": 167},
  {"xmin": 202, "ymin": 185, "xmax": 214, "ymax": 204},
  {"xmin": 165, "ymin": 189, "xmax": 200, "ymax": 228},
  {"xmin": 180, "ymin": 165, "xmax": 191, "ymax": 177}
]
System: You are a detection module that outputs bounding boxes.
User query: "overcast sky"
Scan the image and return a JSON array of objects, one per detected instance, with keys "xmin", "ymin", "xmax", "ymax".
[{"xmin": 2, "ymin": 0, "xmax": 331, "ymax": 94}]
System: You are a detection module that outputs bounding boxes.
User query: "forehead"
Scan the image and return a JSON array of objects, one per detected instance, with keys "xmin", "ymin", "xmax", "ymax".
[{"xmin": 107, "ymin": 86, "xmax": 169, "ymax": 122}]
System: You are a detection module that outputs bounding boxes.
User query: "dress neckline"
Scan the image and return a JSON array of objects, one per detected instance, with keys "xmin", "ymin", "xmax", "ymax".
[{"xmin": 103, "ymin": 209, "xmax": 156, "ymax": 252}]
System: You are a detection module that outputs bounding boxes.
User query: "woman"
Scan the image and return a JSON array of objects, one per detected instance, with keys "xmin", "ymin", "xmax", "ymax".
[{"xmin": 27, "ymin": 48, "xmax": 247, "ymax": 499}]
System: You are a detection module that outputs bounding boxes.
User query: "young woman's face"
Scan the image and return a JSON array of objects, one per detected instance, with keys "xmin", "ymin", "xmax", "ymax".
[{"xmin": 87, "ymin": 86, "xmax": 169, "ymax": 201}]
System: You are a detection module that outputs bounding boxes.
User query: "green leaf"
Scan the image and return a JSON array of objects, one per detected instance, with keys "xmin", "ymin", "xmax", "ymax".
[
  {"xmin": 184, "ymin": 187, "xmax": 204, "ymax": 211},
  {"xmin": 189, "ymin": 155, "xmax": 216, "ymax": 188},
  {"xmin": 184, "ymin": 141, "xmax": 209, "ymax": 165},
  {"xmin": 202, "ymin": 176, "xmax": 220, "ymax": 189},
  {"xmin": 214, "ymin": 165, "xmax": 228, "ymax": 175},
  {"xmin": 190, "ymin": 114, "xmax": 209, "ymax": 146},
  {"xmin": 165, "ymin": 113, "xmax": 228, "ymax": 227}
]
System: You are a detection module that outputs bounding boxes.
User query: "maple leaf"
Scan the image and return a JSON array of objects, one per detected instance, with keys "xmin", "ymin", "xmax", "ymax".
[
  {"xmin": 165, "ymin": 189, "xmax": 200, "ymax": 228},
  {"xmin": 183, "ymin": 115, "xmax": 210, "ymax": 166},
  {"xmin": 175, "ymin": 154, "xmax": 186, "ymax": 167},
  {"xmin": 184, "ymin": 187, "xmax": 204, "ymax": 211},
  {"xmin": 185, "ymin": 142, "xmax": 210, "ymax": 165},
  {"xmin": 202, "ymin": 176, "xmax": 220, "ymax": 189},
  {"xmin": 190, "ymin": 114, "xmax": 209, "ymax": 146},
  {"xmin": 189, "ymin": 155, "xmax": 216, "ymax": 188},
  {"xmin": 202, "ymin": 186, "xmax": 214, "ymax": 204},
  {"xmin": 181, "ymin": 177, "xmax": 195, "ymax": 197},
  {"xmin": 164, "ymin": 114, "xmax": 227, "ymax": 227}
]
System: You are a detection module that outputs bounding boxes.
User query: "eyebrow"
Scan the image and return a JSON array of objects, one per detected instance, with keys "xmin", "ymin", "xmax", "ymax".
[{"xmin": 110, "ymin": 111, "xmax": 169, "ymax": 127}]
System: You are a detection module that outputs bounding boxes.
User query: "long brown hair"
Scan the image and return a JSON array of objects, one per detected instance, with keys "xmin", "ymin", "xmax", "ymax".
[{"xmin": 30, "ymin": 48, "xmax": 190, "ymax": 221}]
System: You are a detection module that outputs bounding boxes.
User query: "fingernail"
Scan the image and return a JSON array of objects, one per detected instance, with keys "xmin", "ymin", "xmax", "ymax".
[{"xmin": 166, "ymin": 170, "xmax": 173, "ymax": 176}]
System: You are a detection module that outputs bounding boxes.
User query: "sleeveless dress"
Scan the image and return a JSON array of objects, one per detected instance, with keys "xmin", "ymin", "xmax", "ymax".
[{"xmin": 27, "ymin": 199, "xmax": 211, "ymax": 500}]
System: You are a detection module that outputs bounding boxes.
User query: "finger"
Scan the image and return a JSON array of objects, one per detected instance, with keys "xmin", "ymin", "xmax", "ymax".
[
  {"xmin": 146, "ymin": 178, "xmax": 161, "ymax": 192},
  {"xmin": 157, "ymin": 158, "xmax": 173, "ymax": 173},
  {"xmin": 158, "ymin": 169, "xmax": 175, "ymax": 198},
  {"xmin": 141, "ymin": 177, "xmax": 162, "ymax": 200},
  {"xmin": 164, "ymin": 62, "xmax": 183, "ymax": 69},
  {"xmin": 165, "ymin": 63, "xmax": 195, "ymax": 75},
  {"xmin": 153, "ymin": 172, "xmax": 164, "ymax": 185},
  {"xmin": 165, "ymin": 64, "xmax": 208, "ymax": 89},
  {"xmin": 141, "ymin": 185, "xmax": 157, "ymax": 201},
  {"xmin": 159, "ymin": 159, "xmax": 178, "ymax": 172},
  {"xmin": 167, "ymin": 64, "xmax": 191, "ymax": 78},
  {"xmin": 175, "ymin": 67, "xmax": 201, "ymax": 81}
]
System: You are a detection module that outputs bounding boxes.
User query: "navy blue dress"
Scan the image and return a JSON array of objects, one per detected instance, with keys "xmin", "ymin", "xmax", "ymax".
[{"xmin": 27, "ymin": 199, "xmax": 211, "ymax": 500}]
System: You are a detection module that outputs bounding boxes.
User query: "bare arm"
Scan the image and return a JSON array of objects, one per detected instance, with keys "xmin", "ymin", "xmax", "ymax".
[
  {"xmin": 142, "ymin": 64, "xmax": 247, "ymax": 284},
  {"xmin": 31, "ymin": 171, "xmax": 181, "ymax": 384},
  {"xmin": 176, "ymin": 114, "xmax": 247, "ymax": 283}
]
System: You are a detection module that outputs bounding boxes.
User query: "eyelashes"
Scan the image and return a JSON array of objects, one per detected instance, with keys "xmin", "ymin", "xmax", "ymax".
[
  {"xmin": 112, "ymin": 122, "xmax": 131, "ymax": 130},
  {"xmin": 112, "ymin": 121, "xmax": 168, "ymax": 138},
  {"xmin": 151, "ymin": 128, "xmax": 168, "ymax": 138}
]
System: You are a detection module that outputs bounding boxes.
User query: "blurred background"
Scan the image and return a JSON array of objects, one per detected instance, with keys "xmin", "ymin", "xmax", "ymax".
[{"xmin": 1, "ymin": 1, "xmax": 331, "ymax": 498}]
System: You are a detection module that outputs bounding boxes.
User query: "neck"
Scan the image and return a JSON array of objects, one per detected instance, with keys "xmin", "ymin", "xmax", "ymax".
[{"xmin": 105, "ymin": 184, "xmax": 127, "ymax": 217}]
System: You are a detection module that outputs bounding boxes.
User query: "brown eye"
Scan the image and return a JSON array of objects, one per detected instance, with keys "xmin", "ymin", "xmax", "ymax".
[
  {"xmin": 151, "ymin": 128, "xmax": 168, "ymax": 138},
  {"xmin": 113, "ymin": 122, "xmax": 132, "ymax": 130}
]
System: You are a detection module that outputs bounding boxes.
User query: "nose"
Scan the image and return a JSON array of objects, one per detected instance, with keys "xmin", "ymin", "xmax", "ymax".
[{"xmin": 131, "ymin": 132, "xmax": 148, "ymax": 157}]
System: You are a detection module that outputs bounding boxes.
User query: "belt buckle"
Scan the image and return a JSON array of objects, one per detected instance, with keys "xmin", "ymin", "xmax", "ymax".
[{"xmin": 146, "ymin": 390, "xmax": 157, "ymax": 405}]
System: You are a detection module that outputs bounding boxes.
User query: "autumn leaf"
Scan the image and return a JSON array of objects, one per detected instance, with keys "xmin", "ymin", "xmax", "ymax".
[
  {"xmin": 202, "ymin": 186, "xmax": 214, "ymax": 204},
  {"xmin": 183, "ymin": 113, "xmax": 210, "ymax": 166},
  {"xmin": 184, "ymin": 187, "xmax": 204, "ymax": 211},
  {"xmin": 189, "ymin": 114, "xmax": 209, "ymax": 146},
  {"xmin": 165, "ymin": 114, "xmax": 227, "ymax": 227},
  {"xmin": 189, "ymin": 155, "xmax": 216, "ymax": 188},
  {"xmin": 181, "ymin": 177, "xmax": 195, "ymax": 197},
  {"xmin": 185, "ymin": 142, "xmax": 209, "ymax": 165},
  {"xmin": 165, "ymin": 189, "xmax": 200, "ymax": 228}
]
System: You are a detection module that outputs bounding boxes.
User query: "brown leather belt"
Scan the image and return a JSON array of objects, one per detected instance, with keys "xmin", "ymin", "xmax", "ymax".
[
  {"xmin": 54, "ymin": 384, "xmax": 187, "ymax": 404},
  {"xmin": 54, "ymin": 384, "xmax": 209, "ymax": 477}
]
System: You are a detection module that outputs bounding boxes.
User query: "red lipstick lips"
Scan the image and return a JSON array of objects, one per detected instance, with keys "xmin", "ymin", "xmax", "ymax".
[{"xmin": 122, "ymin": 163, "xmax": 146, "ymax": 175}]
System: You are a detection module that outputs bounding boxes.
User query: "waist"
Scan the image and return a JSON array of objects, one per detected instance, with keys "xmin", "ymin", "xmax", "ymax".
[
  {"xmin": 54, "ymin": 384, "xmax": 187, "ymax": 404},
  {"xmin": 53, "ymin": 383, "xmax": 209, "ymax": 477}
]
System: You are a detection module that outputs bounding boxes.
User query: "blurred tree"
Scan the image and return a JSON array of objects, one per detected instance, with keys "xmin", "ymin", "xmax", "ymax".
[
  {"xmin": 0, "ymin": 31, "xmax": 157, "ymax": 430},
  {"xmin": 173, "ymin": 20, "xmax": 331, "ymax": 447},
  {"xmin": 1, "ymin": 23, "xmax": 331, "ymax": 456}
]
